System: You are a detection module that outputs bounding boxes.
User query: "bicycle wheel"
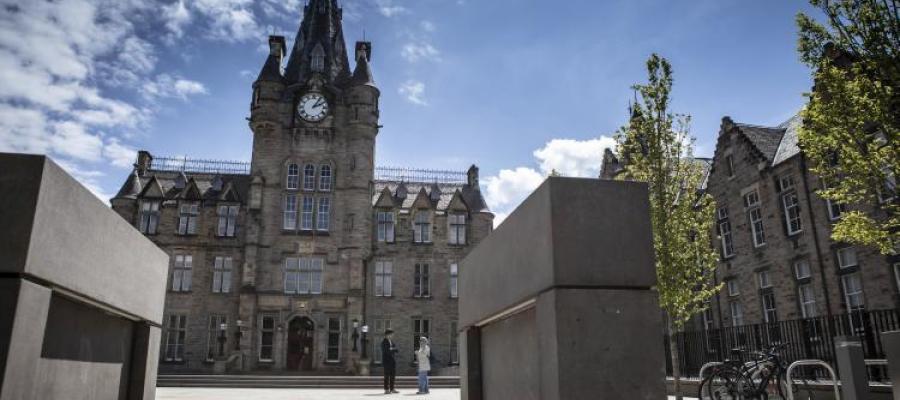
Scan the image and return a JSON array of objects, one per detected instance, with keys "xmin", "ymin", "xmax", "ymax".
[{"xmin": 700, "ymin": 369, "xmax": 744, "ymax": 400}]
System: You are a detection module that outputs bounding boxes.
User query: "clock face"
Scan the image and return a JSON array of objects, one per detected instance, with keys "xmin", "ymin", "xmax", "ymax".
[{"xmin": 297, "ymin": 93, "xmax": 329, "ymax": 122}]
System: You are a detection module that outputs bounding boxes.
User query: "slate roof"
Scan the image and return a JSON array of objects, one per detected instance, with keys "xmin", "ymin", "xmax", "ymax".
[
  {"xmin": 734, "ymin": 123, "xmax": 785, "ymax": 162},
  {"xmin": 113, "ymin": 170, "xmax": 251, "ymax": 203},
  {"xmin": 256, "ymin": 53, "xmax": 284, "ymax": 83},
  {"xmin": 372, "ymin": 181, "xmax": 490, "ymax": 213},
  {"xmin": 772, "ymin": 114, "xmax": 802, "ymax": 166}
]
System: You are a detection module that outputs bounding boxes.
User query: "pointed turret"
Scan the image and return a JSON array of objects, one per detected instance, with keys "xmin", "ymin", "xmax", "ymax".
[
  {"xmin": 351, "ymin": 42, "xmax": 375, "ymax": 86},
  {"xmin": 256, "ymin": 36, "xmax": 285, "ymax": 83},
  {"xmin": 283, "ymin": 0, "xmax": 351, "ymax": 85}
]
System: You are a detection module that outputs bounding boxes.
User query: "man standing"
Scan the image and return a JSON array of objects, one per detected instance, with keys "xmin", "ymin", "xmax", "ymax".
[{"xmin": 381, "ymin": 329, "xmax": 399, "ymax": 394}]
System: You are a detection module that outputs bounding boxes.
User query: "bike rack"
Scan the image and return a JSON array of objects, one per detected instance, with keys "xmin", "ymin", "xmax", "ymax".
[
  {"xmin": 785, "ymin": 359, "xmax": 840, "ymax": 400},
  {"xmin": 698, "ymin": 362, "xmax": 723, "ymax": 380}
]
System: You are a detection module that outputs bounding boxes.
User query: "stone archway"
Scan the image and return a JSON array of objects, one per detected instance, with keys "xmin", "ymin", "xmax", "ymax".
[{"xmin": 286, "ymin": 316, "xmax": 315, "ymax": 371}]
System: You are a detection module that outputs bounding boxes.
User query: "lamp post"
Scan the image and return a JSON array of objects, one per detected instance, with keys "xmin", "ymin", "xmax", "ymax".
[
  {"xmin": 235, "ymin": 320, "xmax": 243, "ymax": 351},
  {"xmin": 361, "ymin": 324, "xmax": 369, "ymax": 359},
  {"xmin": 218, "ymin": 322, "xmax": 227, "ymax": 357},
  {"xmin": 352, "ymin": 319, "xmax": 360, "ymax": 353}
]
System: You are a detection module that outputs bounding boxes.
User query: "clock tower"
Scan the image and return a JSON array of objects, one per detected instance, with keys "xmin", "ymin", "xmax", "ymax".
[{"xmin": 244, "ymin": 0, "xmax": 379, "ymax": 371}]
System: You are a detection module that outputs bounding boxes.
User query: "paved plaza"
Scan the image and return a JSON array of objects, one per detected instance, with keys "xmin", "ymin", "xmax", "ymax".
[{"xmin": 155, "ymin": 388, "xmax": 694, "ymax": 400}]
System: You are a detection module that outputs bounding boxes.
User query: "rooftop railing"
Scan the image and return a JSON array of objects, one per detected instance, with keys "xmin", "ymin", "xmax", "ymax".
[{"xmin": 150, "ymin": 156, "xmax": 251, "ymax": 175}]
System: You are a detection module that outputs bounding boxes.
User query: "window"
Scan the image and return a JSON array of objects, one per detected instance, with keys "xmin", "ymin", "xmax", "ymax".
[
  {"xmin": 326, "ymin": 317, "xmax": 342, "ymax": 362},
  {"xmin": 252, "ymin": 87, "xmax": 260, "ymax": 107},
  {"xmin": 165, "ymin": 314, "xmax": 187, "ymax": 361},
  {"xmin": 414, "ymin": 263, "xmax": 430, "ymax": 298},
  {"xmin": 259, "ymin": 314, "xmax": 275, "ymax": 361},
  {"xmin": 725, "ymin": 154, "xmax": 735, "ymax": 177},
  {"xmin": 217, "ymin": 205, "xmax": 239, "ymax": 237},
  {"xmin": 449, "ymin": 263, "xmax": 459, "ymax": 298},
  {"xmin": 374, "ymin": 261, "xmax": 393, "ymax": 297},
  {"xmin": 448, "ymin": 213, "xmax": 467, "ymax": 245},
  {"xmin": 702, "ymin": 307, "xmax": 715, "ymax": 331},
  {"xmin": 837, "ymin": 247, "xmax": 858, "ymax": 269},
  {"xmin": 450, "ymin": 321, "xmax": 459, "ymax": 364},
  {"xmin": 301, "ymin": 196, "xmax": 314, "ymax": 230},
  {"xmin": 842, "ymin": 273, "xmax": 865, "ymax": 312},
  {"xmin": 373, "ymin": 319, "xmax": 392, "ymax": 364},
  {"xmin": 206, "ymin": 315, "xmax": 227, "ymax": 361},
  {"xmin": 727, "ymin": 280, "xmax": 740, "ymax": 297},
  {"xmin": 761, "ymin": 292, "xmax": 778, "ymax": 323},
  {"xmin": 782, "ymin": 191, "xmax": 802, "ymax": 235},
  {"xmin": 177, "ymin": 202, "xmax": 199, "ymax": 235},
  {"xmin": 749, "ymin": 208, "xmax": 766, "ymax": 247},
  {"xmin": 287, "ymin": 164, "xmax": 300, "ymax": 190},
  {"xmin": 758, "ymin": 271, "xmax": 771, "ymax": 289},
  {"xmin": 284, "ymin": 257, "xmax": 325, "ymax": 295},
  {"xmin": 412, "ymin": 318, "xmax": 431, "ymax": 351},
  {"xmin": 878, "ymin": 166, "xmax": 896, "ymax": 203},
  {"xmin": 303, "ymin": 164, "xmax": 316, "ymax": 191},
  {"xmin": 414, "ymin": 210, "xmax": 431, "ymax": 243},
  {"xmin": 172, "ymin": 255, "xmax": 192, "ymax": 292},
  {"xmin": 894, "ymin": 263, "xmax": 900, "ymax": 294},
  {"xmin": 794, "ymin": 260, "xmax": 811, "ymax": 279},
  {"xmin": 778, "ymin": 175, "xmax": 795, "ymax": 192},
  {"xmin": 317, "ymin": 197, "xmax": 330, "ymax": 231},
  {"xmin": 717, "ymin": 207, "xmax": 734, "ymax": 258},
  {"xmin": 139, "ymin": 201, "xmax": 160, "ymax": 234},
  {"xmin": 311, "ymin": 45, "xmax": 325, "ymax": 72},
  {"xmin": 319, "ymin": 165, "xmax": 332, "ymax": 191},
  {"xmin": 377, "ymin": 211, "xmax": 395, "ymax": 243},
  {"xmin": 798, "ymin": 284, "xmax": 817, "ymax": 318},
  {"xmin": 284, "ymin": 194, "xmax": 298, "ymax": 230},
  {"xmin": 744, "ymin": 189, "xmax": 760, "ymax": 208},
  {"xmin": 826, "ymin": 199, "xmax": 846, "ymax": 220},
  {"xmin": 729, "ymin": 301, "xmax": 744, "ymax": 327},
  {"xmin": 212, "ymin": 256, "xmax": 233, "ymax": 294}
]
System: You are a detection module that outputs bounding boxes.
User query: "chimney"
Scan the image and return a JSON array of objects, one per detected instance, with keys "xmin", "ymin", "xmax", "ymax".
[
  {"xmin": 720, "ymin": 116, "xmax": 735, "ymax": 136},
  {"xmin": 467, "ymin": 165, "xmax": 480, "ymax": 189},
  {"xmin": 355, "ymin": 41, "xmax": 372, "ymax": 62},
  {"xmin": 135, "ymin": 150, "xmax": 153, "ymax": 176},
  {"xmin": 269, "ymin": 35, "xmax": 286, "ymax": 63}
]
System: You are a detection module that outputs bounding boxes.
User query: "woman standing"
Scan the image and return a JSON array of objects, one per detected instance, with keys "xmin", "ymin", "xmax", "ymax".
[{"xmin": 415, "ymin": 337, "xmax": 431, "ymax": 394}]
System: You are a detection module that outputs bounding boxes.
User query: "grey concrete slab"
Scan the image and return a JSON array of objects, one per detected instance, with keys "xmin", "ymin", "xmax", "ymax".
[
  {"xmin": 459, "ymin": 177, "xmax": 654, "ymax": 328},
  {"xmin": 0, "ymin": 153, "xmax": 168, "ymax": 323}
]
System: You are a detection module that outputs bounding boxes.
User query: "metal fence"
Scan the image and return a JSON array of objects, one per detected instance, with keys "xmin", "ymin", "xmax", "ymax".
[
  {"xmin": 665, "ymin": 308, "xmax": 900, "ymax": 380},
  {"xmin": 150, "ymin": 156, "xmax": 251, "ymax": 175},
  {"xmin": 374, "ymin": 166, "xmax": 468, "ymax": 184}
]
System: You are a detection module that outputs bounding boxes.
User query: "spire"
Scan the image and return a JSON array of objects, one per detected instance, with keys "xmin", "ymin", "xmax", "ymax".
[
  {"xmin": 351, "ymin": 42, "xmax": 375, "ymax": 86},
  {"xmin": 284, "ymin": 0, "xmax": 351, "ymax": 85},
  {"xmin": 256, "ymin": 36, "xmax": 285, "ymax": 83}
]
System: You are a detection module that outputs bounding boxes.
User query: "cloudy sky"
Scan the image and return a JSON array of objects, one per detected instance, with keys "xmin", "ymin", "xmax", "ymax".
[{"xmin": 0, "ymin": 0, "xmax": 819, "ymax": 224}]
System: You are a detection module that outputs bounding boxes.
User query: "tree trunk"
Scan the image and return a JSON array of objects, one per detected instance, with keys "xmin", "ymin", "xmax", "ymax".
[{"xmin": 668, "ymin": 317, "xmax": 683, "ymax": 400}]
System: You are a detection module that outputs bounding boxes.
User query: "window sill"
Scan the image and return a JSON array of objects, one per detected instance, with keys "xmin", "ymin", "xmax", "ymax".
[
  {"xmin": 374, "ymin": 295, "xmax": 394, "ymax": 298},
  {"xmin": 412, "ymin": 242, "xmax": 433, "ymax": 246},
  {"xmin": 787, "ymin": 231, "xmax": 803, "ymax": 237},
  {"xmin": 170, "ymin": 291, "xmax": 193, "ymax": 294},
  {"xmin": 324, "ymin": 360, "xmax": 342, "ymax": 365},
  {"xmin": 412, "ymin": 296, "xmax": 432, "ymax": 300},
  {"xmin": 161, "ymin": 359, "xmax": 187, "ymax": 365},
  {"xmin": 176, "ymin": 233, "xmax": 199, "ymax": 237},
  {"xmin": 257, "ymin": 359, "xmax": 275, "ymax": 364},
  {"xmin": 216, "ymin": 235, "xmax": 238, "ymax": 239}
]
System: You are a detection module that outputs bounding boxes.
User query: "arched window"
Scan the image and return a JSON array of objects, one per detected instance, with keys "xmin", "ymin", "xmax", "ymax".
[
  {"xmin": 311, "ymin": 44, "xmax": 325, "ymax": 73},
  {"xmin": 286, "ymin": 164, "xmax": 300, "ymax": 190},
  {"xmin": 303, "ymin": 164, "xmax": 316, "ymax": 191},
  {"xmin": 319, "ymin": 165, "xmax": 332, "ymax": 191}
]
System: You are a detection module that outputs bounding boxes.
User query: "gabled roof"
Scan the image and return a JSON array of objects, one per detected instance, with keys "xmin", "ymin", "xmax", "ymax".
[
  {"xmin": 734, "ymin": 123, "xmax": 785, "ymax": 162},
  {"xmin": 114, "ymin": 170, "xmax": 251, "ymax": 203},
  {"xmin": 721, "ymin": 114, "xmax": 802, "ymax": 167},
  {"xmin": 372, "ymin": 181, "xmax": 490, "ymax": 213},
  {"xmin": 772, "ymin": 114, "xmax": 802, "ymax": 166}
]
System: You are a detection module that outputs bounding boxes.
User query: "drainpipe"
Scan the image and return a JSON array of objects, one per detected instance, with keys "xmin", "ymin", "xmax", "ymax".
[{"xmin": 800, "ymin": 154, "xmax": 834, "ymax": 317}]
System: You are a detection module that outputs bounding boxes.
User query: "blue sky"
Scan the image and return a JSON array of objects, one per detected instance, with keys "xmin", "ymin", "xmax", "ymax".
[{"xmin": 0, "ymin": 0, "xmax": 820, "ymax": 222}]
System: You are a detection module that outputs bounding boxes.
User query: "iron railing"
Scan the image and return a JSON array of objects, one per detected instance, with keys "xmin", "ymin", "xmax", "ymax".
[
  {"xmin": 664, "ymin": 308, "xmax": 900, "ymax": 381},
  {"xmin": 150, "ymin": 156, "xmax": 251, "ymax": 175},
  {"xmin": 374, "ymin": 166, "xmax": 467, "ymax": 184}
]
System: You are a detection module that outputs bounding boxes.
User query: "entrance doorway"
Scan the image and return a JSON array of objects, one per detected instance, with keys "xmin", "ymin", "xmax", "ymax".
[{"xmin": 286, "ymin": 317, "xmax": 315, "ymax": 371}]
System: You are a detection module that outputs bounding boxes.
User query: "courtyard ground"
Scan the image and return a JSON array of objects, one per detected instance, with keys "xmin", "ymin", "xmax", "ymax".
[{"xmin": 155, "ymin": 388, "xmax": 696, "ymax": 399}]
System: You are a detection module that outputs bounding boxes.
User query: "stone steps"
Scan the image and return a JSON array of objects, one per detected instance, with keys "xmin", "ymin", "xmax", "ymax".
[{"xmin": 157, "ymin": 375, "xmax": 460, "ymax": 389}]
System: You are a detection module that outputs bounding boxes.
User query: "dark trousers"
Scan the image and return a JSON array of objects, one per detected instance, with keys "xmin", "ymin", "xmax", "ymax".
[{"xmin": 383, "ymin": 366, "xmax": 396, "ymax": 391}]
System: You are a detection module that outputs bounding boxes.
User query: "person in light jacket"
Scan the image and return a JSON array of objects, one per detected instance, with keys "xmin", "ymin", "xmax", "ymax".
[{"xmin": 415, "ymin": 336, "xmax": 431, "ymax": 394}]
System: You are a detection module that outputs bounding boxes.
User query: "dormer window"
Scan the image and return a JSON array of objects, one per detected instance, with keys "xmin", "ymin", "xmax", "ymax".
[
  {"xmin": 311, "ymin": 44, "xmax": 325, "ymax": 73},
  {"xmin": 177, "ymin": 202, "xmax": 199, "ymax": 235},
  {"xmin": 448, "ymin": 213, "xmax": 467, "ymax": 245},
  {"xmin": 414, "ymin": 210, "xmax": 432, "ymax": 243},
  {"xmin": 139, "ymin": 200, "xmax": 160, "ymax": 235},
  {"xmin": 303, "ymin": 164, "xmax": 316, "ymax": 191},
  {"xmin": 319, "ymin": 165, "xmax": 332, "ymax": 191},
  {"xmin": 377, "ymin": 211, "xmax": 395, "ymax": 243},
  {"xmin": 287, "ymin": 164, "xmax": 300, "ymax": 190}
]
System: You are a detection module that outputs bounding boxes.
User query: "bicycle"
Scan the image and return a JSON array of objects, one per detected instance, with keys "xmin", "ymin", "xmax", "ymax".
[{"xmin": 698, "ymin": 343, "xmax": 800, "ymax": 400}]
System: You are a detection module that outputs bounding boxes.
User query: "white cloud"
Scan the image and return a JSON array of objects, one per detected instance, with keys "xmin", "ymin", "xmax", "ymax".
[
  {"xmin": 162, "ymin": 0, "xmax": 192, "ymax": 38},
  {"xmin": 49, "ymin": 121, "xmax": 104, "ymax": 162},
  {"xmin": 104, "ymin": 138, "xmax": 138, "ymax": 168},
  {"xmin": 420, "ymin": 20, "xmax": 436, "ymax": 32},
  {"xmin": 192, "ymin": 0, "xmax": 259, "ymax": 41},
  {"xmin": 142, "ymin": 74, "xmax": 208, "ymax": 100},
  {"xmin": 401, "ymin": 42, "xmax": 440, "ymax": 63},
  {"xmin": 399, "ymin": 80, "xmax": 428, "ymax": 106},
  {"xmin": 374, "ymin": 0, "xmax": 407, "ymax": 17},
  {"xmin": 483, "ymin": 136, "xmax": 617, "ymax": 227}
]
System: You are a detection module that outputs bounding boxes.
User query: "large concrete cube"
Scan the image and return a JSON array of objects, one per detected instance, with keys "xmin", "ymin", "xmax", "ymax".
[
  {"xmin": 459, "ymin": 177, "xmax": 665, "ymax": 400},
  {"xmin": 0, "ymin": 153, "xmax": 168, "ymax": 400}
]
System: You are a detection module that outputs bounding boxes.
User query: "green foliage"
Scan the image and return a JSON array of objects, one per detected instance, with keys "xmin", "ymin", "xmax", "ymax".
[
  {"xmin": 614, "ymin": 54, "xmax": 721, "ymax": 330},
  {"xmin": 796, "ymin": 0, "xmax": 899, "ymax": 254}
]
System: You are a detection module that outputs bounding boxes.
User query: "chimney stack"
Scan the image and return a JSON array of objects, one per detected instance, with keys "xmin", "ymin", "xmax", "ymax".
[
  {"xmin": 269, "ymin": 35, "xmax": 286, "ymax": 64},
  {"xmin": 355, "ymin": 41, "xmax": 372, "ymax": 62}
]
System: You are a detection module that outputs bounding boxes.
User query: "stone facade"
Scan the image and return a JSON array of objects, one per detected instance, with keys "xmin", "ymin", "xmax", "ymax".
[
  {"xmin": 600, "ymin": 115, "xmax": 899, "ymax": 331},
  {"xmin": 111, "ymin": 0, "xmax": 492, "ymax": 376}
]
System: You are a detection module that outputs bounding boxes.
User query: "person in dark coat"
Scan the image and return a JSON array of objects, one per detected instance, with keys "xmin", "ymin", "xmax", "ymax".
[{"xmin": 381, "ymin": 329, "xmax": 399, "ymax": 394}]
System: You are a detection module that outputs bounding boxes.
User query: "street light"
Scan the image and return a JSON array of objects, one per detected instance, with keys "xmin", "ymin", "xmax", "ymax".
[
  {"xmin": 235, "ymin": 320, "xmax": 244, "ymax": 351},
  {"xmin": 218, "ymin": 322, "xmax": 228, "ymax": 357},
  {"xmin": 361, "ymin": 324, "xmax": 369, "ymax": 359}
]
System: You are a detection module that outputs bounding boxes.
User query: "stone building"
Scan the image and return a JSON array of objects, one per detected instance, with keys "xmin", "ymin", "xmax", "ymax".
[
  {"xmin": 600, "ymin": 115, "xmax": 899, "ymax": 331},
  {"xmin": 111, "ymin": 0, "xmax": 492, "ymax": 375}
]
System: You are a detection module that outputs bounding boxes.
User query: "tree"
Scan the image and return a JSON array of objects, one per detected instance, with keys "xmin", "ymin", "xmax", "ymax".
[
  {"xmin": 796, "ymin": 0, "xmax": 899, "ymax": 254},
  {"xmin": 614, "ymin": 54, "xmax": 721, "ymax": 400}
]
